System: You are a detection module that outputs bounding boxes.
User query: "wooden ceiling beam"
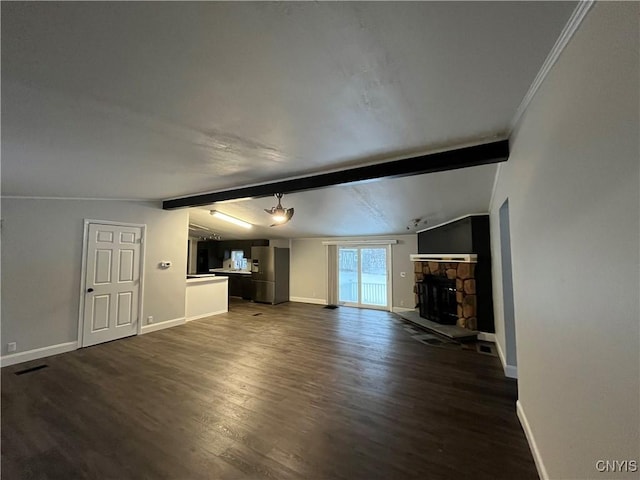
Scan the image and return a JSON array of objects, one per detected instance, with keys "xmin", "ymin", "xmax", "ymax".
[{"xmin": 162, "ymin": 139, "xmax": 509, "ymax": 209}]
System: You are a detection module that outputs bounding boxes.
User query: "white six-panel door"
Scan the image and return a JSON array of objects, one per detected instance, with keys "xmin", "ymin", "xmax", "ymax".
[{"xmin": 82, "ymin": 223, "xmax": 142, "ymax": 347}]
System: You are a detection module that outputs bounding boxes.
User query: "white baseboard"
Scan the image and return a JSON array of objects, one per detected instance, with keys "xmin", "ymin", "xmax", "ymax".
[
  {"xmin": 140, "ymin": 316, "xmax": 185, "ymax": 334},
  {"xmin": 477, "ymin": 332, "xmax": 496, "ymax": 342},
  {"xmin": 517, "ymin": 400, "xmax": 548, "ymax": 480},
  {"xmin": 495, "ymin": 340, "xmax": 518, "ymax": 379},
  {"xmin": 290, "ymin": 296, "xmax": 327, "ymax": 305},
  {"xmin": 185, "ymin": 310, "xmax": 228, "ymax": 322},
  {"xmin": 391, "ymin": 307, "xmax": 415, "ymax": 313},
  {"xmin": 1, "ymin": 341, "xmax": 78, "ymax": 367}
]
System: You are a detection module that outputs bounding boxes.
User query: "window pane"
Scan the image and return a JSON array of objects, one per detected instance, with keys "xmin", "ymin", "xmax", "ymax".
[
  {"xmin": 360, "ymin": 248, "xmax": 387, "ymax": 306},
  {"xmin": 338, "ymin": 248, "xmax": 358, "ymax": 303}
]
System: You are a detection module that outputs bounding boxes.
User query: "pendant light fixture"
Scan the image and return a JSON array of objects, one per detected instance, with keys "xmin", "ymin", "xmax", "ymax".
[{"xmin": 264, "ymin": 193, "xmax": 294, "ymax": 226}]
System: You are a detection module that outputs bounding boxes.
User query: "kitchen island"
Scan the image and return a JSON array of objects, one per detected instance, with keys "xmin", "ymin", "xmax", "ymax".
[
  {"xmin": 185, "ymin": 275, "xmax": 228, "ymax": 321},
  {"xmin": 208, "ymin": 269, "xmax": 252, "ymax": 299}
]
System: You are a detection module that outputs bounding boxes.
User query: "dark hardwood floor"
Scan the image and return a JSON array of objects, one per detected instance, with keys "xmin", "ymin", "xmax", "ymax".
[{"xmin": 1, "ymin": 300, "xmax": 537, "ymax": 479}]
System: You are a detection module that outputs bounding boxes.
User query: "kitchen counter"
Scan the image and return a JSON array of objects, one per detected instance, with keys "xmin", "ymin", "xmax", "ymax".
[
  {"xmin": 185, "ymin": 276, "xmax": 228, "ymax": 320},
  {"xmin": 186, "ymin": 276, "xmax": 225, "ymax": 284},
  {"xmin": 209, "ymin": 269, "xmax": 252, "ymax": 275}
]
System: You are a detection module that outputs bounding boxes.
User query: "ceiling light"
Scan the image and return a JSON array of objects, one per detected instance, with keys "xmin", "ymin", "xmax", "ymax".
[
  {"xmin": 210, "ymin": 210, "xmax": 252, "ymax": 229},
  {"xmin": 406, "ymin": 218, "xmax": 427, "ymax": 230},
  {"xmin": 189, "ymin": 223, "xmax": 211, "ymax": 230},
  {"xmin": 264, "ymin": 193, "xmax": 294, "ymax": 227}
]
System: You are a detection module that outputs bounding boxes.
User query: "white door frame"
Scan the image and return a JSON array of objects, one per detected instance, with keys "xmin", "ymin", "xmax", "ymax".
[
  {"xmin": 336, "ymin": 244, "xmax": 393, "ymax": 312},
  {"xmin": 77, "ymin": 219, "xmax": 147, "ymax": 347}
]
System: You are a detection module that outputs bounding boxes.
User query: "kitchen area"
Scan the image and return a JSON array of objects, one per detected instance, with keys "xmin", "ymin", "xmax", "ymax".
[{"xmin": 186, "ymin": 235, "xmax": 290, "ymax": 319}]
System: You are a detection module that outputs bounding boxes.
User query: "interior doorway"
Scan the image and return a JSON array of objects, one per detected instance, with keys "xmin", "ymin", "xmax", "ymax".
[
  {"xmin": 499, "ymin": 200, "xmax": 517, "ymax": 377},
  {"xmin": 79, "ymin": 221, "xmax": 145, "ymax": 347},
  {"xmin": 338, "ymin": 245, "xmax": 391, "ymax": 311}
]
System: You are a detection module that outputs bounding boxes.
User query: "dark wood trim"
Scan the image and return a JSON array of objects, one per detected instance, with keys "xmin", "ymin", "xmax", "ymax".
[{"xmin": 163, "ymin": 140, "xmax": 509, "ymax": 209}]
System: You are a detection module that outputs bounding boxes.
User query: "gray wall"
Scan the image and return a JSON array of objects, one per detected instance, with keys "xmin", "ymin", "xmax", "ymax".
[
  {"xmin": 268, "ymin": 238, "xmax": 291, "ymax": 249},
  {"xmin": 490, "ymin": 3, "xmax": 639, "ymax": 478},
  {"xmin": 1, "ymin": 199, "xmax": 189, "ymax": 355},
  {"xmin": 290, "ymin": 234, "xmax": 417, "ymax": 309},
  {"xmin": 498, "ymin": 200, "xmax": 516, "ymax": 369}
]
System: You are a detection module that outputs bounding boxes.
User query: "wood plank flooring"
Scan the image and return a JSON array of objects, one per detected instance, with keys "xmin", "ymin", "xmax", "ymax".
[{"xmin": 1, "ymin": 300, "xmax": 537, "ymax": 479}]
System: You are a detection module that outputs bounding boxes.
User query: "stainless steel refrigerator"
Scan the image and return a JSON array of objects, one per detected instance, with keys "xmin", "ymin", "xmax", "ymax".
[{"xmin": 250, "ymin": 246, "xmax": 290, "ymax": 304}]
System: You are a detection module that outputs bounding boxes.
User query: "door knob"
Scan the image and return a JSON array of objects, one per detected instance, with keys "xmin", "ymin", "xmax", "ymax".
[{"xmin": 87, "ymin": 288, "xmax": 94, "ymax": 293}]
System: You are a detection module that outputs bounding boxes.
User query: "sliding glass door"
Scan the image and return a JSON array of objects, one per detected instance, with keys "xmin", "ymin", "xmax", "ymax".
[{"xmin": 338, "ymin": 246, "xmax": 390, "ymax": 310}]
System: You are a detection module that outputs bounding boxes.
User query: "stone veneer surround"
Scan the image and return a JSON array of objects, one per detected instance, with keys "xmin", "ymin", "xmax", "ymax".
[{"xmin": 414, "ymin": 261, "xmax": 478, "ymax": 330}]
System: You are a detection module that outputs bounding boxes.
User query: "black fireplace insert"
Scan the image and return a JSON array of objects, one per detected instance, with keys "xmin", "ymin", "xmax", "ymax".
[{"xmin": 417, "ymin": 275, "xmax": 458, "ymax": 325}]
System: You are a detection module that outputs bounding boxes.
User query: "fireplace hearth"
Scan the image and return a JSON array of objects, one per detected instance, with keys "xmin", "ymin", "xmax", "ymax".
[
  {"xmin": 417, "ymin": 276, "xmax": 458, "ymax": 325},
  {"xmin": 411, "ymin": 215, "xmax": 494, "ymax": 332},
  {"xmin": 413, "ymin": 261, "xmax": 478, "ymax": 330}
]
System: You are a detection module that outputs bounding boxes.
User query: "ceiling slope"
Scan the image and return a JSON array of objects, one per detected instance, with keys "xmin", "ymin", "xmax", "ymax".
[{"xmin": 1, "ymin": 2, "xmax": 577, "ymax": 237}]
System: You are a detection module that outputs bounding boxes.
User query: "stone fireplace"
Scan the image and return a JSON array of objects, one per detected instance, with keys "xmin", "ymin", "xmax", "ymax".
[{"xmin": 413, "ymin": 260, "xmax": 478, "ymax": 330}]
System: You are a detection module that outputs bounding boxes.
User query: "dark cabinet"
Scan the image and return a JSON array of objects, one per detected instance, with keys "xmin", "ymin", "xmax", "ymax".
[
  {"xmin": 218, "ymin": 239, "xmax": 269, "ymax": 260},
  {"xmin": 215, "ymin": 272, "xmax": 252, "ymax": 299},
  {"xmin": 241, "ymin": 276, "xmax": 252, "ymax": 300},
  {"xmin": 197, "ymin": 245, "xmax": 211, "ymax": 273},
  {"xmin": 243, "ymin": 239, "xmax": 269, "ymax": 257},
  {"xmin": 196, "ymin": 239, "xmax": 269, "ymax": 273},
  {"xmin": 228, "ymin": 274, "xmax": 241, "ymax": 297}
]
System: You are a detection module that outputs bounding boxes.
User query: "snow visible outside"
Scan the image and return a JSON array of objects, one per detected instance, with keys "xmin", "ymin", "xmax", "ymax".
[{"xmin": 338, "ymin": 248, "xmax": 387, "ymax": 306}]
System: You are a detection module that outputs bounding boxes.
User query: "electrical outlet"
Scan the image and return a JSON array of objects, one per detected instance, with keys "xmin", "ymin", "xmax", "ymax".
[
  {"xmin": 147, "ymin": 316, "xmax": 154, "ymax": 324},
  {"xmin": 7, "ymin": 342, "xmax": 17, "ymax": 353},
  {"xmin": 400, "ymin": 300, "xmax": 405, "ymax": 306}
]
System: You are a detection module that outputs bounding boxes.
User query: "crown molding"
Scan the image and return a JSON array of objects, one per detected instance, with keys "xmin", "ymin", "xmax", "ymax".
[{"xmin": 509, "ymin": 0, "xmax": 595, "ymax": 133}]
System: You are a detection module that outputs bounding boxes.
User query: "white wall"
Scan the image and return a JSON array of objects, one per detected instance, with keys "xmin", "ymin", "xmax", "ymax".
[
  {"xmin": 490, "ymin": 3, "xmax": 639, "ymax": 479},
  {"xmin": 290, "ymin": 238, "xmax": 328, "ymax": 303},
  {"xmin": 290, "ymin": 234, "xmax": 417, "ymax": 309},
  {"xmin": 1, "ymin": 199, "xmax": 188, "ymax": 356}
]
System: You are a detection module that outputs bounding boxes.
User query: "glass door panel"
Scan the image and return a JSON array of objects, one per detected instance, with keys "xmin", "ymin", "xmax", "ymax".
[
  {"xmin": 360, "ymin": 248, "xmax": 388, "ymax": 307},
  {"xmin": 338, "ymin": 248, "xmax": 358, "ymax": 303},
  {"xmin": 338, "ymin": 246, "xmax": 389, "ymax": 309}
]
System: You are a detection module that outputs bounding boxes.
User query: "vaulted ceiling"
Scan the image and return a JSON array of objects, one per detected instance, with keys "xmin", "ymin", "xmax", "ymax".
[{"xmin": 1, "ymin": 1, "xmax": 577, "ymax": 238}]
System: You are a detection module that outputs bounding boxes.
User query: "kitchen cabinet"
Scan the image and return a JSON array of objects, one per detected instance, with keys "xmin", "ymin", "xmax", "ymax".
[
  {"xmin": 196, "ymin": 239, "xmax": 269, "ymax": 273},
  {"xmin": 219, "ymin": 239, "xmax": 269, "ymax": 259},
  {"xmin": 212, "ymin": 272, "xmax": 252, "ymax": 299},
  {"xmin": 228, "ymin": 274, "xmax": 242, "ymax": 297},
  {"xmin": 240, "ymin": 276, "xmax": 252, "ymax": 300},
  {"xmin": 197, "ymin": 245, "xmax": 211, "ymax": 273}
]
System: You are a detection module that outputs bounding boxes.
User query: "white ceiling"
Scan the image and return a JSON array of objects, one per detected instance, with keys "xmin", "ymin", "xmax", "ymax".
[{"xmin": 1, "ymin": 2, "xmax": 577, "ymax": 238}]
